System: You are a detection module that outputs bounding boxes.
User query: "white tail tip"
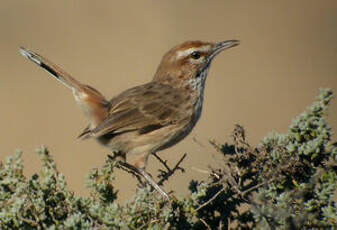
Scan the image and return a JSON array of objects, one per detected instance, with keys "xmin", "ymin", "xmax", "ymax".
[{"xmin": 19, "ymin": 47, "xmax": 42, "ymax": 65}]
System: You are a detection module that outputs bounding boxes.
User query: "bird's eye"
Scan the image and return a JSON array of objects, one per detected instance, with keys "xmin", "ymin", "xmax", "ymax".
[{"xmin": 190, "ymin": 51, "xmax": 201, "ymax": 59}]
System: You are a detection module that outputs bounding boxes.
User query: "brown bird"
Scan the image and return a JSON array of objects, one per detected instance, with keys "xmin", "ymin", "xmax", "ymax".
[{"xmin": 19, "ymin": 40, "xmax": 239, "ymax": 199}]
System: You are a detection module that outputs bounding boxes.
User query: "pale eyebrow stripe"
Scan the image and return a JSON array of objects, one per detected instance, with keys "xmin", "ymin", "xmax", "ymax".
[{"xmin": 176, "ymin": 45, "xmax": 211, "ymax": 59}]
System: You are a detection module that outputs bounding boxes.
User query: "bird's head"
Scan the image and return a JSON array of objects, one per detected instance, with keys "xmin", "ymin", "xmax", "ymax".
[{"xmin": 153, "ymin": 40, "xmax": 239, "ymax": 89}]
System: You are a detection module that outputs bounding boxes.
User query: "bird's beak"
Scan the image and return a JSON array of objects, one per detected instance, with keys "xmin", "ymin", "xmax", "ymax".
[{"xmin": 209, "ymin": 40, "xmax": 240, "ymax": 60}]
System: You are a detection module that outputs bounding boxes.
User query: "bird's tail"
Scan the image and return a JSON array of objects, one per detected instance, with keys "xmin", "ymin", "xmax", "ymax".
[
  {"xmin": 19, "ymin": 47, "xmax": 110, "ymax": 129},
  {"xmin": 19, "ymin": 47, "xmax": 83, "ymax": 90}
]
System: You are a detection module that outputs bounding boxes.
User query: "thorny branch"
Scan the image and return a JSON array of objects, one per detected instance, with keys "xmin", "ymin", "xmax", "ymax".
[{"xmin": 109, "ymin": 152, "xmax": 187, "ymax": 192}]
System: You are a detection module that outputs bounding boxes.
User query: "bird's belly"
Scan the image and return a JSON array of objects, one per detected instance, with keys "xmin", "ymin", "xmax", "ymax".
[
  {"xmin": 96, "ymin": 119, "xmax": 198, "ymax": 156},
  {"xmin": 96, "ymin": 125, "xmax": 181, "ymax": 156},
  {"xmin": 157, "ymin": 108, "xmax": 202, "ymax": 151}
]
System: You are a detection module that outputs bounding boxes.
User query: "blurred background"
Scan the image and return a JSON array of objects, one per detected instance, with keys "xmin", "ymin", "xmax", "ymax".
[{"xmin": 1, "ymin": 0, "xmax": 336, "ymax": 202}]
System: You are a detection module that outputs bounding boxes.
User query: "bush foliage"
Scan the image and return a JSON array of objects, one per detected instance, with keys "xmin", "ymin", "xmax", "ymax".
[{"xmin": 1, "ymin": 89, "xmax": 336, "ymax": 229}]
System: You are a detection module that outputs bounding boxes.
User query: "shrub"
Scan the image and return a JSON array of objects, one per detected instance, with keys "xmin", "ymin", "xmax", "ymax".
[{"xmin": 0, "ymin": 89, "xmax": 336, "ymax": 229}]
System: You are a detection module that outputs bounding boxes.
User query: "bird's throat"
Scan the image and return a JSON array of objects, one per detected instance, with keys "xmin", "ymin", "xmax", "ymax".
[{"xmin": 187, "ymin": 65, "xmax": 209, "ymax": 94}]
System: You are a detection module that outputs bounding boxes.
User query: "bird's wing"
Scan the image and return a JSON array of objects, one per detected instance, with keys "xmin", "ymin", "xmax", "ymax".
[{"xmin": 79, "ymin": 82, "xmax": 189, "ymax": 138}]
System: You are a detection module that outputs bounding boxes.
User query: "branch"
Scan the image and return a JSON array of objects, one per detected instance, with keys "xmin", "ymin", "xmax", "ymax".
[
  {"xmin": 195, "ymin": 187, "xmax": 225, "ymax": 211},
  {"xmin": 200, "ymin": 218, "xmax": 212, "ymax": 230},
  {"xmin": 108, "ymin": 155, "xmax": 146, "ymax": 187},
  {"xmin": 152, "ymin": 152, "xmax": 187, "ymax": 186}
]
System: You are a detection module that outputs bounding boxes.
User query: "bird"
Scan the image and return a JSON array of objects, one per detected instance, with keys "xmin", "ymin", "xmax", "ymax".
[{"xmin": 19, "ymin": 40, "xmax": 239, "ymax": 199}]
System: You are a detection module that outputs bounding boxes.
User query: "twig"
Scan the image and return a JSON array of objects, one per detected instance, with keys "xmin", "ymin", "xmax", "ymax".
[
  {"xmin": 240, "ymin": 179, "xmax": 273, "ymax": 197},
  {"xmin": 200, "ymin": 218, "xmax": 212, "ymax": 230},
  {"xmin": 218, "ymin": 218, "xmax": 224, "ymax": 230},
  {"xmin": 116, "ymin": 161, "xmax": 146, "ymax": 187},
  {"xmin": 107, "ymin": 155, "xmax": 146, "ymax": 187},
  {"xmin": 152, "ymin": 152, "xmax": 187, "ymax": 186},
  {"xmin": 19, "ymin": 216, "xmax": 38, "ymax": 227},
  {"xmin": 227, "ymin": 217, "xmax": 230, "ymax": 230},
  {"xmin": 196, "ymin": 187, "xmax": 225, "ymax": 211},
  {"xmin": 152, "ymin": 152, "xmax": 171, "ymax": 171},
  {"xmin": 117, "ymin": 160, "xmax": 170, "ymax": 200}
]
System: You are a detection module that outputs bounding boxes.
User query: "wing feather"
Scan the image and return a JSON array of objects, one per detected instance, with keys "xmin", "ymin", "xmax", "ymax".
[{"xmin": 82, "ymin": 82, "xmax": 188, "ymax": 138}]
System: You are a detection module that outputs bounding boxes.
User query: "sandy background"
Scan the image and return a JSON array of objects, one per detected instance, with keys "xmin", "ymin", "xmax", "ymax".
[{"xmin": 1, "ymin": 0, "xmax": 336, "ymax": 202}]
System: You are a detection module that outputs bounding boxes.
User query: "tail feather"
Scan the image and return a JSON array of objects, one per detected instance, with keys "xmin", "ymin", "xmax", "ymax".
[
  {"xmin": 20, "ymin": 47, "xmax": 110, "ymax": 130},
  {"xmin": 19, "ymin": 47, "xmax": 82, "ymax": 90}
]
